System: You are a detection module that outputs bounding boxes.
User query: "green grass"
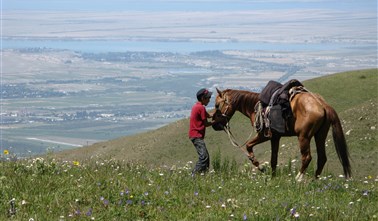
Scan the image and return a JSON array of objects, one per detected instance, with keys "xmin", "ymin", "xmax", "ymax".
[{"xmin": 1, "ymin": 157, "xmax": 377, "ymax": 220}]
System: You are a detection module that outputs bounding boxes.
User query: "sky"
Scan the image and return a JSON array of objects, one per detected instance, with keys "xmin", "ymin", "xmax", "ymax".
[{"xmin": 2, "ymin": 0, "xmax": 377, "ymax": 12}]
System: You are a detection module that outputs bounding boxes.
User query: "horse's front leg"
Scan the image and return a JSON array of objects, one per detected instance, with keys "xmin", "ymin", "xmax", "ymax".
[{"xmin": 246, "ymin": 133, "xmax": 270, "ymax": 172}]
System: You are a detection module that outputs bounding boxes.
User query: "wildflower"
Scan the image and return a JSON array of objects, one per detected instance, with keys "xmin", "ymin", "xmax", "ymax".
[
  {"xmin": 3, "ymin": 149, "xmax": 9, "ymax": 155},
  {"xmin": 363, "ymin": 190, "xmax": 369, "ymax": 196},
  {"xmin": 243, "ymin": 214, "xmax": 247, "ymax": 220},
  {"xmin": 8, "ymin": 198, "xmax": 16, "ymax": 216},
  {"xmin": 73, "ymin": 161, "xmax": 80, "ymax": 166},
  {"xmin": 103, "ymin": 200, "xmax": 109, "ymax": 206},
  {"xmin": 144, "ymin": 192, "xmax": 149, "ymax": 196},
  {"xmin": 349, "ymin": 202, "xmax": 354, "ymax": 205},
  {"xmin": 290, "ymin": 208, "xmax": 296, "ymax": 216},
  {"xmin": 194, "ymin": 191, "xmax": 199, "ymax": 196},
  {"xmin": 86, "ymin": 208, "xmax": 93, "ymax": 216},
  {"xmin": 221, "ymin": 204, "xmax": 226, "ymax": 208},
  {"xmin": 29, "ymin": 219, "xmax": 35, "ymax": 221},
  {"xmin": 205, "ymin": 205, "xmax": 211, "ymax": 209},
  {"xmin": 289, "ymin": 208, "xmax": 299, "ymax": 218}
]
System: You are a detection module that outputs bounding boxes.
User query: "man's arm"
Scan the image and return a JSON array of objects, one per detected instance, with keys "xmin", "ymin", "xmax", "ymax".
[{"xmin": 204, "ymin": 111, "xmax": 215, "ymax": 127}]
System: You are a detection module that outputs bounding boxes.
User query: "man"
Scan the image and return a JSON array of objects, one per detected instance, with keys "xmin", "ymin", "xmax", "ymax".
[{"xmin": 189, "ymin": 88, "xmax": 215, "ymax": 175}]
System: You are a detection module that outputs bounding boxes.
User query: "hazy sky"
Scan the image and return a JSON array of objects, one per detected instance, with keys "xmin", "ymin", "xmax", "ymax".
[{"xmin": 3, "ymin": 0, "xmax": 376, "ymax": 12}]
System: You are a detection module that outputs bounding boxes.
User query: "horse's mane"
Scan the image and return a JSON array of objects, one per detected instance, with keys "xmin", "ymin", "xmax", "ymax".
[{"xmin": 224, "ymin": 89, "xmax": 260, "ymax": 114}]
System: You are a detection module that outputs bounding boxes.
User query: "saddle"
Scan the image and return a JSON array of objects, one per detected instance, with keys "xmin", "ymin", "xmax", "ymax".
[{"xmin": 255, "ymin": 79, "xmax": 304, "ymax": 135}]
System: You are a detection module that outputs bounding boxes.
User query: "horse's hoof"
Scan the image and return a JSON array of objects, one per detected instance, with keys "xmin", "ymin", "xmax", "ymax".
[
  {"xmin": 295, "ymin": 172, "xmax": 304, "ymax": 182},
  {"xmin": 258, "ymin": 165, "xmax": 266, "ymax": 173}
]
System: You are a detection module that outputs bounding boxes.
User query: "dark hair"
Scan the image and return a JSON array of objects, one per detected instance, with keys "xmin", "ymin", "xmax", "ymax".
[{"xmin": 196, "ymin": 88, "xmax": 212, "ymax": 101}]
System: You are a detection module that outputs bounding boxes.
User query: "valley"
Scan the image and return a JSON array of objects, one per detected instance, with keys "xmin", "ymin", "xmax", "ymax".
[{"xmin": 2, "ymin": 47, "xmax": 376, "ymax": 156}]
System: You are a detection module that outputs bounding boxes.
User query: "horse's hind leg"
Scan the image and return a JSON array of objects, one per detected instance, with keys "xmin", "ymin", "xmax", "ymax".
[
  {"xmin": 314, "ymin": 123, "xmax": 330, "ymax": 178},
  {"xmin": 296, "ymin": 136, "xmax": 312, "ymax": 182}
]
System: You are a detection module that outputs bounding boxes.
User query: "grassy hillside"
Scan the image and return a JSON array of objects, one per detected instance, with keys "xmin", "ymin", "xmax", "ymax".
[
  {"xmin": 1, "ymin": 69, "xmax": 376, "ymax": 220},
  {"xmin": 54, "ymin": 69, "xmax": 378, "ymax": 179}
]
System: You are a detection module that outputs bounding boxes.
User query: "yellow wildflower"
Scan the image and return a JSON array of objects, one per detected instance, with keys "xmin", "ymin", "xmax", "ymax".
[{"xmin": 3, "ymin": 150, "xmax": 9, "ymax": 155}]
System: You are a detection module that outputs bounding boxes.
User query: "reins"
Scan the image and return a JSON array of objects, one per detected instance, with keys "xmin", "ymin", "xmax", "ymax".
[
  {"xmin": 216, "ymin": 90, "xmax": 255, "ymax": 157},
  {"xmin": 223, "ymin": 119, "xmax": 254, "ymax": 157}
]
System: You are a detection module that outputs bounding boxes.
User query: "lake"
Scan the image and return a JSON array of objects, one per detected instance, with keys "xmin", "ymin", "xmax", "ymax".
[{"xmin": 2, "ymin": 39, "xmax": 363, "ymax": 53}]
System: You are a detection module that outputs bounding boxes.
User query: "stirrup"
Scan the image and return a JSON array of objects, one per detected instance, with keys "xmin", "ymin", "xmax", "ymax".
[{"xmin": 264, "ymin": 128, "xmax": 272, "ymax": 138}]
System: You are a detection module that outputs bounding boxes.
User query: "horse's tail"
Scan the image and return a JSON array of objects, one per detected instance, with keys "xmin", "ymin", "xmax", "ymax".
[{"xmin": 325, "ymin": 105, "xmax": 352, "ymax": 178}]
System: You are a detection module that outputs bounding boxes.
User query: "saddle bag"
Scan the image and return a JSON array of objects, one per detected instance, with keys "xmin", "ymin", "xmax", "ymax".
[{"xmin": 268, "ymin": 104, "xmax": 286, "ymax": 133}]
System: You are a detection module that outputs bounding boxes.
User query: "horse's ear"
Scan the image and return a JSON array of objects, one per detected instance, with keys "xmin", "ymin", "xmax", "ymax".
[{"xmin": 216, "ymin": 88, "xmax": 223, "ymax": 97}]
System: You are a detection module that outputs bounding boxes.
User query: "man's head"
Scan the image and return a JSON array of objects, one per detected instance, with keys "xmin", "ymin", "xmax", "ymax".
[{"xmin": 196, "ymin": 88, "xmax": 212, "ymax": 101}]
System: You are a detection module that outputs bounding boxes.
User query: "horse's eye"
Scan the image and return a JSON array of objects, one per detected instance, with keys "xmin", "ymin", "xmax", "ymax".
[{"xmin": 215, "ymin": 104, "xmax": 219, "ymax": 109}]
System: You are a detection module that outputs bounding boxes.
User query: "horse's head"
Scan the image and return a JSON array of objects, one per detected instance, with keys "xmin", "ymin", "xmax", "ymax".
[{"xmin": 212, "ymin": 88, "xmax": 236, "ymax": 130}]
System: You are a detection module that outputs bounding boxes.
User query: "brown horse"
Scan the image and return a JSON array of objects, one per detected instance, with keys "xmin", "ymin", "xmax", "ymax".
[{"xmin": 214, "ymin": 87, "xmax": 351, "ymax": 181}]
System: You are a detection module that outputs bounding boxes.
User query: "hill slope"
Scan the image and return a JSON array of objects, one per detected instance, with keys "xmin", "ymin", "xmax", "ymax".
[{"xmin": 54, "ymin": 69, "xmax": 378, "ymax": 178}]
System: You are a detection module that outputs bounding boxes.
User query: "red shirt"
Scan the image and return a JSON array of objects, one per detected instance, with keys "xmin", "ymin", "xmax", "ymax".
[{"xmin": 189, "ymin": 102, "xmax": 207, "ymax": 138}]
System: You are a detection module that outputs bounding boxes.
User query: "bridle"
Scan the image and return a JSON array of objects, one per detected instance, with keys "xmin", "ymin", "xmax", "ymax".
[{"xmin": 216, "ymin": 95, "xmax": 232, "ymax": 119}]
